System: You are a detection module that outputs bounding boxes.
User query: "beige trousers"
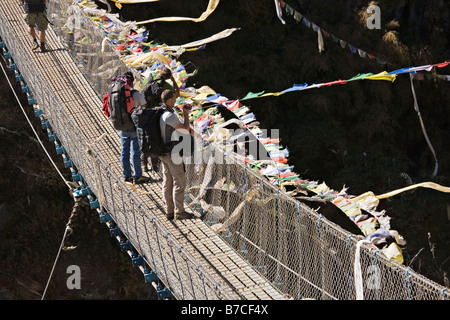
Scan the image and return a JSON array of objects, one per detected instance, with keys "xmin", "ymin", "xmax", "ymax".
[{"xmin": 159, "ymin": 155, "xmax": 186, "ymax": 215}]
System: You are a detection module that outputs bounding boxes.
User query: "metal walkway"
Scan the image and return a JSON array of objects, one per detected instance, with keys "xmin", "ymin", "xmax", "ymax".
[{"xmin": 0, "ymin": 0, "xmax": 286, "ymax": 300}]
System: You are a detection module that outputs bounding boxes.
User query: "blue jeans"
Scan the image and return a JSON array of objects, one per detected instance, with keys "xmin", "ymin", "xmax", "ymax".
[{"xmin": 120, "ymin": 129, "xmax": 142, "ymax": 179}]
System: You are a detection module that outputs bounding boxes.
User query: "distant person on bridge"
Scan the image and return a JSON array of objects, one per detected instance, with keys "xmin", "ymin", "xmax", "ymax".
[
  {"xmin": 22, "ymin": 0, "xmax": 48, "ymax": 53},
  {"xmin": 143, "ymin": 67, "xmax": 180, "ymax": 107},
  {"xmin": 159, "ymin": 89, "xmax": 194, "ymax": 220}
]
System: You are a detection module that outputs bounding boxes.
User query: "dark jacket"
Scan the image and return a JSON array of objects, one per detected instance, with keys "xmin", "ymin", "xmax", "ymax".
[{"xmin": 23, "ymin": 0, "xmax": 46, "ymax": 14}]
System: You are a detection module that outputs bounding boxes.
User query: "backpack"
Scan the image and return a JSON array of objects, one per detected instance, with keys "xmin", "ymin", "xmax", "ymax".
[
  {"xmin": 23, "ymin": 0, "xmax": 46, "ymax": 13},
  {"xmin": 143, "ymin": 76, "xmax": 166, "ymax": 107},
  {"xmin": 104, "ymin": 75, "xmax": 136, "ymax": 131},
  {"xmin": 131, "ymin": 106, "xmax": 171, "ymax": 157}
]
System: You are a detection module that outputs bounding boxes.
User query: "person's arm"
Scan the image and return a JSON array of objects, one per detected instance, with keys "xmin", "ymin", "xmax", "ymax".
[
  {"xmin": 170, "ymin": 75, "xmax": 180, "ymax": 99},
  {"xmin": 174, "ymin": 103, "xmax": 191, "ymax": 134}
]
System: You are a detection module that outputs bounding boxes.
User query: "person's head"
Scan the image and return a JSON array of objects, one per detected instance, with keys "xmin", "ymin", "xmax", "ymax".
[
  {"xmin": 124, "ymin": 71, "xmax": 134, "ymax": 86},
  {"xmin": 143, "ymin": 82, "xmax": 154, "ymax": 106},
  {"xmin": 160, "ymin": 68, "xmax": 172, "ymax": 80},
  {"xmin": 161, "ymin": 89, "xmax": 175, "ymax": 107}
]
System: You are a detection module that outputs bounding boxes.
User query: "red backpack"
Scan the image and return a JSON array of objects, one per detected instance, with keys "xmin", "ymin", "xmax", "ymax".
[{"xmin": 102, "ymin": 75, "xmax": 135, "ymax": 131}]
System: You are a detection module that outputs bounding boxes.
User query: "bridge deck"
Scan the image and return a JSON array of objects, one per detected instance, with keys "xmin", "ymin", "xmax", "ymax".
[{"xmin": 0, "ymin": 0, "xmax": 285, "ymax": 300}]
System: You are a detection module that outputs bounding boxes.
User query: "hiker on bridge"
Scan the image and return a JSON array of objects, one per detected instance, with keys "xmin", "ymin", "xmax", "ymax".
[
  {"xmin": 22, "ymin": 0, "xmax": 48, "ymax": 53},
  {"xmin": 119, "ymin": 72, "xmax": 151, "ymax": 184},
  {"xmin": 104, "ymin": 71, "xmax": 151, "ymax": 184},
  {"xmin": 143, "ymin": 67, "xmax": 180, "ymax": 107},
  {"xmin": 141, "ymin": 67, "xmax": 180, "ymax": 173},
  {"xmin": 159, "ymin": 89, "xmax": 194, "ymax": 220}
]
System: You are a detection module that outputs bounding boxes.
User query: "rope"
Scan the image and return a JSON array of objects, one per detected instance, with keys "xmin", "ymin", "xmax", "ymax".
[
  {"xmin": 409, "ymin": 73, "xmax": 439, "ymax": 178},
  {"xmin": 40, "ymin": 225, "xmax": 70, "ymax": 300},
  {"xmin": 354, "ymin": 239, "xmax": 370, "ymax": 300},
  {"xmin": 41, "ymin": 193, "xmax": 82, "ymax": 300}
]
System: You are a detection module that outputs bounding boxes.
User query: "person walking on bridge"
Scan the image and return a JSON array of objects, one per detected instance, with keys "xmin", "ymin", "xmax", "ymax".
[
  {"xmin": 117, "ymin": 72, "xmax": 150, "ymax": 185},
  {"xmin": 22, "ymin": 0, "xmax": 48, "ymax": 53},
  {"xmin": 159, "ymin": 89, "xmax": 194, "ymax": 220}
]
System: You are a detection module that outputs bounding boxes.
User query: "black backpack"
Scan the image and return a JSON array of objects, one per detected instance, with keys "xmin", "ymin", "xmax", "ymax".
[
  {"xmin": 106, "ymin": 75, "xmax": 136, "ymax": 131},
  {"xmin": 131, "ymin": 106, "xmax": 171, "ymax": 157},
  {"xmin": 22, "ymin": 0, "xmax": 46, "ymax": 13},
  {"xmin": 143, "ymin": 77, "xmax": 166, "ymax": 107}
]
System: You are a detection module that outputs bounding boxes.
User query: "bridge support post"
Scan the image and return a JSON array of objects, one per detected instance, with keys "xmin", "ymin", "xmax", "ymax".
[
  {"xmin": 144, "ymin": 269, "xmax": 158, "ymax": 283},
  {"xmin": 98, "ymin": 211, "xmax": 112, "ymax": 223},
  {"xmin": 132, "ymin": 254, "xmax": 144, "ymax": 267},
  {"xmin": 87, "ymin": 195, "xmax": 100, "ymax": 209},
  {"xmin": 120, "ymin": 240, "xmax": 133, "ymax": 252},
  {"xmin": 157, "ymin": 285, "xmax": 174, "ymax": 300},
  {"xmin": 109, "ymin": 224, "xmax": 121, "ymax": 237},
  {"xmin": 15, "ymin": 70, "xmax": 24, "ymax": 82},
  {"xmin": 63, "ymin": 155, "xmax": 74, "ymax": 168},
  {"xmin": 71, "ymin": 170, "xmax": 82, "ymax": 182},
  {"xmin": 55, "ymin": 144, "xmax": 66, "ymax": 155}
]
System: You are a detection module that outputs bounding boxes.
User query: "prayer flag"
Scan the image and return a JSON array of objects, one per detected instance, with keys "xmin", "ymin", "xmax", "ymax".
[{"xmin": 363, "ymin": 71, "xmax": 397, "ymax": 82}]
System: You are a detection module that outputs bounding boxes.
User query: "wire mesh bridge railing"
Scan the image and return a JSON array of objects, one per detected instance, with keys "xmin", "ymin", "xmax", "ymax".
[
  {"xmin": 0, "ymin": 0, "xmax": 448, "ymax": 300},
  {"xmin": 0, "ymin": 0, "xmax": 247, "ymax": 300}
]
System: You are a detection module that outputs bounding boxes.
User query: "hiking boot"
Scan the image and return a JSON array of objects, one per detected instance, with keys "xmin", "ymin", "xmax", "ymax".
[
  {"xmin": 175, "ymin": 212, "xmax": 195, "ymax": 220},
  {"xmin": 40, "ymin": 43, "xmax": 47, "ymax": 53},
  {"xmin": 166, "ymin": 212, "xmax": 174, "ymax": 220},
  {"xmin": 123, "ymin": 177, "xmax": 133, "ymax": 183},
  {"xmin": 31, "ymin": 42, "xmax": 39, "ymax": 51},
  {"xmin": 133, "ymin": 176, "xmax": 151, "ymax": 184}
]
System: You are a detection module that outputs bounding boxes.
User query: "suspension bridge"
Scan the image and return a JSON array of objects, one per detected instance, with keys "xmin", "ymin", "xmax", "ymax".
[{"xmin": 0, "ymin": 0, "xmax": 448, "ymax": 300}]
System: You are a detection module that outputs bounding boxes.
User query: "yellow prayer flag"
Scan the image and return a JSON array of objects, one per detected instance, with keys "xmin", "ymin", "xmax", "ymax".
[
  {"xmin": 309, "ymin": 182, "xmax": 330, "ymax": 194},
  {"xmin": 109, "ymin": 0, "xmax": 160, "ymax": 9},
  {"xmin": 260, "ymin": 92, "xmax": 285, "ymax": 98},
  {"xmin": 164, "ymin": 28, "xmax": 239, "ymax": 51},
  {"xmin": 136, "ymin": 0, "xmax": 220, "ymax": 24},
  {"xmin": 121, "ymin": 51, "xmax": 170, "ymax": 67},
  {"xmin": 375, "ymin": 182, "xmax": 450, "ymax": 199},
  {"xmin": 381, "ymin": 242, "xmax": 404, "ymax": 264},
  {"xmin": 363, "ymin": 71, "xmax": 397, "ymax": 82}
]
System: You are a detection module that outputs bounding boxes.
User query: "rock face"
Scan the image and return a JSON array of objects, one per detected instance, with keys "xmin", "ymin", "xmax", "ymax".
[{"xmin": 0, "ymin": 0, "xmax": 449, "ymax": 299}]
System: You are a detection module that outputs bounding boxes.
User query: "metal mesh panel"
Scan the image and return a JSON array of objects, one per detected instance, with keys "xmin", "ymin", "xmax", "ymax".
[{"xmin": 184, "ymin": 140, "xmax": 450, "ymax": 300}]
